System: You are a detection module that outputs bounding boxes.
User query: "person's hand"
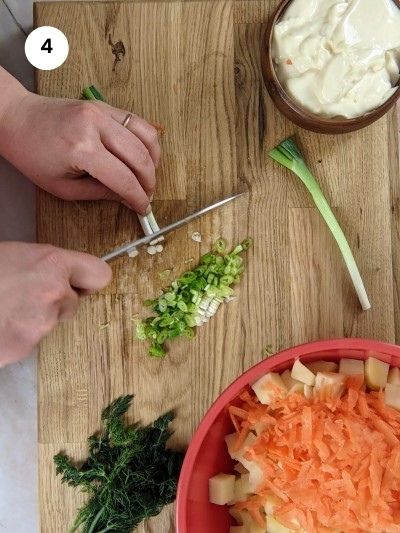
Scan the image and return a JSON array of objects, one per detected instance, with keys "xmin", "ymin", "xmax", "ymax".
[
  {"xmin": 0, "ymin": 81, "xmax": 160, "ymax": 215},
  {"xmin": 0, "ymin": 242, "xmax": 112, "ymax": 366}
]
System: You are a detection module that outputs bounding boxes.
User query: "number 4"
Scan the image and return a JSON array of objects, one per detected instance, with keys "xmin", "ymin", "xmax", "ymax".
[{"xmin": 41, "ymin": 38, "xmax": 53, "ymax": 53}]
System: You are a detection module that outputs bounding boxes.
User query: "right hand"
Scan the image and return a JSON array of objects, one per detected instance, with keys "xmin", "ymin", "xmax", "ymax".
[{"xmin": 0, "ymin": 242, "xmax": 112, "ymax": 366}]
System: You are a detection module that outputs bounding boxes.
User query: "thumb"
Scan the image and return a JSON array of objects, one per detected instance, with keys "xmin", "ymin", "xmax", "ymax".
[{"xmin": 58, "ymin": 249, "xmax": 112, "ymax": 292}]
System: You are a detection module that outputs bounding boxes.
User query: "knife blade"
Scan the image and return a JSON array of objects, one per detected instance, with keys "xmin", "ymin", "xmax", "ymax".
[{"xmin": 101, "ymin": 192, "xmax": 246, "ymax": 262}]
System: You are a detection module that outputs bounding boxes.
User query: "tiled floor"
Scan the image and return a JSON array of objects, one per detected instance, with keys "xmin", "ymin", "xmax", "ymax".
[{"xmin": 0, "ymin": 1, "xmax": 399, "ymax": 532}]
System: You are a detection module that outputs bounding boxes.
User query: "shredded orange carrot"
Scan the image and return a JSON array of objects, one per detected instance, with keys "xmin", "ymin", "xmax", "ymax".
[{"xmin": 231, "ymin": 381, "xmax": 400, "ymax": 532}]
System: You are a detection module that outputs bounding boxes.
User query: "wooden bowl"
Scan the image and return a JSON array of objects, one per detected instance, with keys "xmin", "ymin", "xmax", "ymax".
[{"xmin": 261, "ymin": 0, "xmax": 400, "ymax": 134}]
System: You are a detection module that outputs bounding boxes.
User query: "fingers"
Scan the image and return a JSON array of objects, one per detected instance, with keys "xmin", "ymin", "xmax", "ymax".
[
  {"xmin": 55, "ymin": 176, "xmax": 121, "ymax": 202},
  {"xmin": 83, "ymin": 147, "xmax": 151, "ymax": 214},
  {"xmin": 57, "ymin": 249, "xmax": 112, "ymax": 291},
  {"xmin": 58, "ymin": 288, "xmax": 80, "ymax": 321},
  {"xmin": 100, "ymin": 117, "xmax": 156, "ymax": 197},
  {"xmin": 109, "ymin": 109, "xmax": 161, "ymax": 167}
]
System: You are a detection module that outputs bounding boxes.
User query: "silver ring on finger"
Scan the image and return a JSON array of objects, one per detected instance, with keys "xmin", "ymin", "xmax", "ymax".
[{"xmin": 122, "ymin": 113, "xmax": 133, "ymax": 128}]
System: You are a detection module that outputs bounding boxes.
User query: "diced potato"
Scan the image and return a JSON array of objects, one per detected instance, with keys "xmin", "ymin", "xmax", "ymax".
[
  {"xmin": 291, "ymin": 359, "xmax": 315, "ymax": 386},
  {"xmin": 263, "ymin": 494, "xmax": 283, "ymax": 515},
  {"xmin": 233, "ymin": 510, "xmax": 265, "ymax": 533},
  {"xmin": 209, "ymin": 473, "xmax": 235, "ymax": 505},
  {"xmin": 388, "ymin": 367, "xmax": 400, "ymax": 385},
  {"xmin": 251, "ymin": 372, "xmax": 287, "ymax": 405},
  {"xmin": 314, "ymin": 372, "xmax": 346, "ymax": 399},
  {"xmin": 267, "ymin": 515, "xmax": 297, "ymax": 533},
  {"xmin": 225, "ymin": 433, "xmax": 262, "ymax": 487},
  {"xmin": 229, "ymin": 507, "xmax": 244, "ymax": 525},
  {"xmin": 306, "ymin": 360, "xmax": 338, "ymax": 374},
  {"xmin": 339, "ymin": 358, "xmax": 365, "ymax": 378},
  {"xmin": 230, "ymin": 527, "xmax": 247, "ymax": 533},
  {"xmin": 248, "ymin": 524, "xmax": 266, "ymax": 533},
  {"xmin": 385, "ymin": 383, "xmax": 400, "ymax": 410},
  {"xmin": 233, "ymin": 474, "xmax": 251, "ymax": 502},
  {"xmin": 225, "ymin": 433, "xmax": 256, "ymax": 461},
  {"xmin": 246, "ymin": 460, "xmax": 264, "ymax": 491},
  {"xmin": 234, "ymin": 461, "xmax": 248, "ymax": 474},
  {"xmin": 365, "ymin": 357, "xmax": 390, "ymax": 390},
  {"xmin": 289, "ymin": 382, "xmax": 304, "ymax": 395},
  {"xmin": 280, "ymin": 369, "xmax": 300, "ymax": 389},
  {"xmin": 304, "ymin": 385, "xmax": 313, "ymax": 399}
]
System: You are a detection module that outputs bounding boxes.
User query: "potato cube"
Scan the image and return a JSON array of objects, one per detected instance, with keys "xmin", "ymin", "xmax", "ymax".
[
  {"xmin": 234, "ymin": 462, "xmax": 248, "ymax": 475},
  {"xmin": 304, "ymin": 385, "xmax": 313, "ymax": 399},
  {"xmin": 289, "ymin": 382, "xmax": 304, "ymax": 395},
  {"xmin": 225, "ymin": 433, "xmax": 262, "ymax": 485},
  {"xmin": 233, "ymin": 474, "xmax": 251, "ymax": 502},
  {"xmin": 229, "ymin": 507, "xmax": 244, "ymax": 525},
  {"xmin": 339, "ymin": 358, "xmax": 365, "ymax": 378},
  {"xmin": 263, "ymin": 494, "xmax": 283, "ymax": 515},
  {"xmin": 232, "ymin": 510, "xmax": 265, "ymax": 532},
  {"xmin": 251, "ymin": 372, "xmax": 287, "ymax": 405},
  {"xmin": 230, "ymin": 527, "xmax": 247, "ymax": 533},
  {"xmin": 365, "ymin": 357, "xmax": 390, "ymax": 390},
  {"xmin": 306, "ymin": 361, "xmax": 338, "ymax": 373},
  {"xmin": 267, "ymin": 515, "xmax": 296, "ymax": 532},
  {"xmin": 280, "ymin": 369, "xmax": 299, "ymax": 389},
  {"xmin": 388, "ymin": 367, "xmax": 400, "ymax": 385},
  {"xmin": 225, "ymin": 432, "xmax": 256, "ymax": 461},
  {"xmin": 314, "ymin": 372, "xmax": 346, "ymax": 399},
  {"xmin": 291, "ymin": 359, "xmax": 315, "ymax": 386},
  {"xmin": 385, "ymin": 383, "xmax": 400, "ymax": 410},
  {"xmin": 246, "ymin": 461, "xmax": 264, "ymax": 491},
  {"xmin": 209, "ymin": 473, "xmax": 235, "ymax": 505}
]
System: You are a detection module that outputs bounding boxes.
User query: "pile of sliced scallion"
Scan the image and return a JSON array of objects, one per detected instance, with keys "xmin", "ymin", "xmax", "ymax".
[
  {"xmin": 137, "ymin": 238, "xmax": 252, "ymax": 357},
  {"xmin": 269, "ymin": 137, "xmax": 370, "ymax": 311}
]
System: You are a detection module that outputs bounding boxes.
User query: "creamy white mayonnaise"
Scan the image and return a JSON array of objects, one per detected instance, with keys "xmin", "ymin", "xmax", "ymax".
[{"xmin": 272, "ymin": 0, "xmax": 400, "ymax": 118}]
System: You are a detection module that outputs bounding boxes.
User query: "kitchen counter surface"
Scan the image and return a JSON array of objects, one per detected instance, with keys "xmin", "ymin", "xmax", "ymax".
[{"xmin": 0, "ymin": 1, "xmax": 399, "ymax": 532}]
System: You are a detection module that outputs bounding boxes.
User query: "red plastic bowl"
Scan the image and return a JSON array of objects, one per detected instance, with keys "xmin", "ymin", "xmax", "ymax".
[{"xmin": 176, "ymin": 338, "xmax": 400, "ymax": 533}]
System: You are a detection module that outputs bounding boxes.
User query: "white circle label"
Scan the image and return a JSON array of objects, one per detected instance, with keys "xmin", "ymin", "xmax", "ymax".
[{"xmin": 25, "ymin": 26, "xmax": 69, "ymax": 71}]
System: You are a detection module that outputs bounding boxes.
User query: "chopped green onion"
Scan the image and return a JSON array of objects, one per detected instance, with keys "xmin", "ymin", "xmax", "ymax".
[
  {"xmin": 81, "ymin": 85, "xmax": 106, "ymax": 101},
  {"xmin": 136, "ymin": 238, "xmax": 252, "ymax": 357},
  {"xmin": 262, "ymin": 344, "xmax": 273, "ymax": 357},
  {"xmin": 213, "ymin": 238, "xmax": 227, "ymax": 254},
  {"xmin": 269, "ymin": 137, "xmax": 370, "ymax": 311},
  {"xmin": 158, "ymin": 269, "xmax": 172, "ymax": 281}
]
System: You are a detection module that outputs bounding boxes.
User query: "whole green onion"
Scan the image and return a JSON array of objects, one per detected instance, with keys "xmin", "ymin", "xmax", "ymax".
[{"xmin": 269, "ymin": 137, "xmax": 370, "ymax": 311}]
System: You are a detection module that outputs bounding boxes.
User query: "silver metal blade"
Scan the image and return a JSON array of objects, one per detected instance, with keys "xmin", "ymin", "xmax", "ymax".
[{"xmin": 101, "ymin": 192, "xmax": 246, "ymax": 262}]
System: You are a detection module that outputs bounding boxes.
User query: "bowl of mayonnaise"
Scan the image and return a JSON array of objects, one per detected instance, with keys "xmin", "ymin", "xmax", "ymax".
[{"xmin": 261, "ymin": 0, "xmax": 400, "ymax": 133}]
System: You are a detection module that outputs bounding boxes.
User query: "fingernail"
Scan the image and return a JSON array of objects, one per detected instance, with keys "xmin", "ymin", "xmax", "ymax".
[
  {"xmin": 145, "ymin": 205, "xmax": 152, "ymax": 215},
  {"xmin": 149, "ymin": 194, "xmax": 154, "ymax": 202}
]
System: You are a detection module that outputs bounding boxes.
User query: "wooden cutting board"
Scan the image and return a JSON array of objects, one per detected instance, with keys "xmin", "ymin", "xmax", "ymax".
[{"xmin": 35, "ymin": 1, "xmax": 400, "ymax": 531}]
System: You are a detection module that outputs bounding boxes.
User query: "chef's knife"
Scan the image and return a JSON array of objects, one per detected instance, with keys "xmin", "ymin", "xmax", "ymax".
[{"xmin": 101, "ymin": 192, "xmax": 245, "ymax": 262}]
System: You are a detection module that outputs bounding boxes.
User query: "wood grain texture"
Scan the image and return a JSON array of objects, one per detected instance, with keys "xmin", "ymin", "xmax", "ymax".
[{"xmin": 35, "ymin": 1, "xmax": 399, "ymax": 532}]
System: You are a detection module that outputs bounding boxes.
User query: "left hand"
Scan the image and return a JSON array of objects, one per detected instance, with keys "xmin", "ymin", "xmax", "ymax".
[{"xmin": 0, "ymin": 90, "xmax": 161, "ymax": 215}]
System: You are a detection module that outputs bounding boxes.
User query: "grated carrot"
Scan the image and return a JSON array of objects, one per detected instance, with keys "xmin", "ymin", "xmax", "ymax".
[{"xmin": 230, "ymin": 379, "xmax": 400, "ymax": 532}]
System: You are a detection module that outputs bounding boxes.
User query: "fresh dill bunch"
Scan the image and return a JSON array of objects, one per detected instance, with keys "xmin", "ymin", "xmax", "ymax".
[{"xmin": 54, "ymin": 395, "xmax": 184, "ymax": 533}]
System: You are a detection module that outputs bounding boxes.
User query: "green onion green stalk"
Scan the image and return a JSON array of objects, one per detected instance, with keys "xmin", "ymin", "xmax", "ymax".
[
  {"xmin": 137, "ymin": 238, "xmax": 252, "ymax": 357},
  {"xmin": 269, "ymin": 137, "xmax": 370, "ymax": 311},
  {"xmin": 81, "ymin": 85, "xmax": 106, "ymax": 101}
]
